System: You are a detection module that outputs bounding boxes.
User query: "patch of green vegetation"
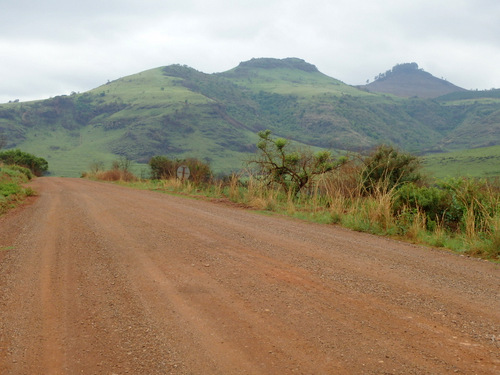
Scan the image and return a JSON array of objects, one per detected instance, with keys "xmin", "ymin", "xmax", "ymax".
[
  {"xmin": 437, "ymin": 88, "xmax": 500, "ymax": 101},
  {"xmin": 423, "ymin": 146, "xmax": 500, "ymax": 179},
  {"xmin": 0, "ymin": 164, "xmax": 35, "ymax": 215},
  {"xmin": 16, "ymin": 124, "xmax": 128, "ymax": 176},
  {"xmin": 0, "ymin": 149, "xmax": 48, "ymax": 176},
  {"xmin": 89, "ymin": 68, "xmax": 211, "ymax": 106}
]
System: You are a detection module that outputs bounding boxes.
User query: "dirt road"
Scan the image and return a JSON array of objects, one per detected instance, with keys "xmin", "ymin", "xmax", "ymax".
[{"xmin": 0, "ymin": 177, "xmax": 498, "ymax": 374}]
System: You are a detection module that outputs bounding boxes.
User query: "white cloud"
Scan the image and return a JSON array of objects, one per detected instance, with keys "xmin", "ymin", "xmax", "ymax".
[{"xmin": 1, "ymin": 0, "xmax": 499, "ymax": 103}]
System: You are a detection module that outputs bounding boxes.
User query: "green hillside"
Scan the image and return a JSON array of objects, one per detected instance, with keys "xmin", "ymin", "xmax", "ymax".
[
  {"xmin": 221, "ymin": 58, "xmax": 367, "ymax": 97},
  {"xmin": 0, "ymin": 67, "xmax": 259, "ymax": 176},
  {"xmin": 0, "ymin": 58, "xmax": 499, "ymax": 177}
]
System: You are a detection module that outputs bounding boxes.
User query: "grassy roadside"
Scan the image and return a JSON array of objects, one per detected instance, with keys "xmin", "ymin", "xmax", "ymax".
[
  {"xmin": 86, "ymin": 168, "xmax": 500, "ymax": 262},
  {"xmin": 0, "ymin": 164, "xmax": 36, "ymax": 215}
]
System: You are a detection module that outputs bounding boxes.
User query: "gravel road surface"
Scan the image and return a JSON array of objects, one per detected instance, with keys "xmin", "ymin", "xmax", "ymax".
[{"xmin": 0, "ymin": 177, "xmax": 498, "ymax": 374}]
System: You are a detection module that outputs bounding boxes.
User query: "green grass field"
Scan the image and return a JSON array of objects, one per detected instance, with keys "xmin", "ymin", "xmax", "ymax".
[
  {"xmin": 20, "ymin": 124, "xmax": 255, "ymax": 177},
  {"xmin": 423, "ymin": 145, "xmax": 500, "ymax": 179},
  {"xmin": 89, "ymin": 68, "xmax": 212, "ymax": 106}
]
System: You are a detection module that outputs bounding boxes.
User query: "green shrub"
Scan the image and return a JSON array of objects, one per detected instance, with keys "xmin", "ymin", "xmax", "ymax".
[
  {"xmin": 394, "ymin": 183, "xmax": 449, "ymax": 230},
  {"xmin": 394, "ymin": 178, "xmax": 500, "ymax": 236},
  {"xmin": 361, "ymin": 145, "xmax": 422, "ymax": 194},
  {"xmin": 4, "ymin": 165, "xmax": 34, "ymax": 180},
  {"xmin": 149, "ymin": 156, "xmax": 212, "ymax": 184},
  {"xmin": 0, "ymin": 182, "xmax": 20, "ymax": 197},
  {"xmin": 0, "ymin": 165, "xmax": 37, "ymax": 215},
  {"xmin": 0, "ymin": 149, "xmax": 48, "ymax": 176},
  {"xmin": 149, "ymin": 156, "xmax": 178, "ymax": 180},
  {"xmin": 438, "ymin": 178, "xmax": 499, "ymax": 235}
]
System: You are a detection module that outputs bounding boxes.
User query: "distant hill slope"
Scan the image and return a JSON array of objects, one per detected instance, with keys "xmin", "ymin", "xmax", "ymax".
[
  {"xmin": 423, "ymin": 145, "xmax": 500, "ymax": 179},
  {"xmin": 0, "ymin": 58, "xmax": 499, "ymax": 177},
  {"xmin": 360, "ymin": 62, "xmax": 466, "ymax": 98}
]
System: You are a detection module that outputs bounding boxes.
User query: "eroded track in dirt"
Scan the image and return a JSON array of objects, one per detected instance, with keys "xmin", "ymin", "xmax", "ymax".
[{"xmin": 0, "ymin": 177, "xmax": 498, "ymax": 374}]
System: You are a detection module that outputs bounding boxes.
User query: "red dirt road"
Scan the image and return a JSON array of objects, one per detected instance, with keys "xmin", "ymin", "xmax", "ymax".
[{"xmin": 0, "ymin": 177, "xmax": 498, "ymax": 374}]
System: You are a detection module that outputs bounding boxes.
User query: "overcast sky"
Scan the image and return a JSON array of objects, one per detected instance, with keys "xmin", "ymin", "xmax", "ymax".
[{"xmin": 1, "ymin": 0, "xmax": 499, "ymax": 103}]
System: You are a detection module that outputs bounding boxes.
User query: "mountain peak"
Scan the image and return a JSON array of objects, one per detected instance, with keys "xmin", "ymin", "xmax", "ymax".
[
  {"xmin": 235, "ymin": 58, "xmax": 319, "ymax": 72},
  {"xmin": 362, "ymin": 62, "xmax": 466, "ymax": 98},
  {"xmin": 378, "ymin": 62, "xmax": 421, "ymax": 77}
]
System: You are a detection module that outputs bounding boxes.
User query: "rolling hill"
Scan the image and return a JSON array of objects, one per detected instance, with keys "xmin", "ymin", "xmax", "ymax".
[
  {"xmin": 0, "ymin": 58, "xmax": 499, "ymax": 177},
  {"xmin": 360, "ymin": 62, "xmax": 467, "ymax": 98}
]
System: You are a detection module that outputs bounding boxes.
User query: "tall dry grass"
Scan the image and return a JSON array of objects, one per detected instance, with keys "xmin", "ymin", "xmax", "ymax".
[
  {"xmin": 96, "ymin": 169, "xmax": 136, "ymax": 182},
  {"xmin": 83, "ymin": 159, "xmax": 137, "ymax": 182},
  {"xmin": 318, "ymin": 162, "xmax": 401, "ymax": 235},
  {"xmin": 244, "ymin": 175, "xmax": 280, "ymax": 210}
]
